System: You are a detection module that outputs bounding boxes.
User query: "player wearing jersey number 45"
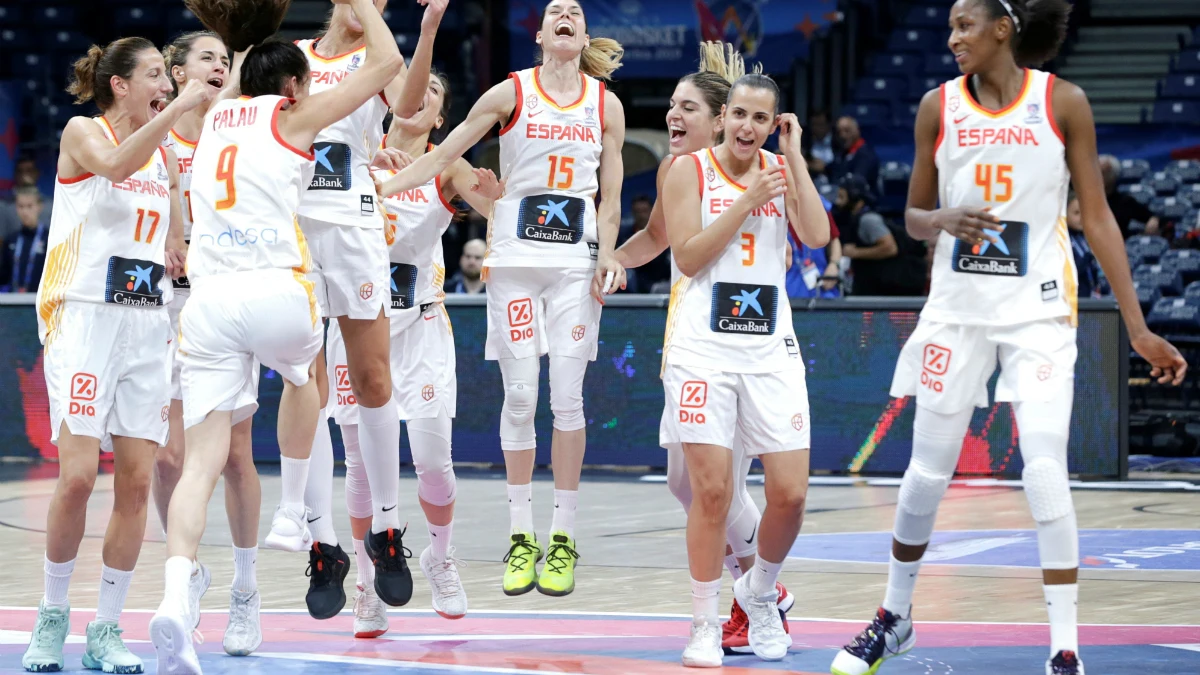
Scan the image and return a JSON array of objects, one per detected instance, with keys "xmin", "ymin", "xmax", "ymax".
[
  {"xmin": 830, "ymin": 3, "xmax": 1186, "ymax": 675},
  {"xmin": 661, "ymin": 74, "xmax": 829, "ymax": 668},
  {"xmin": 381, "ymin": 0, "xmax": 627, "ymax": 599}
]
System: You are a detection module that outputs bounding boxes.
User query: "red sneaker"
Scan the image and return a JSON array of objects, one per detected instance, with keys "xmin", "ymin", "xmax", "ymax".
[
  {"xmin": 777, "ymin": 581, "xmax": 794, "ymax": 633},
  {"xmin": 721, "ymin": 598, "xmax": 751, "ymax": 654}
]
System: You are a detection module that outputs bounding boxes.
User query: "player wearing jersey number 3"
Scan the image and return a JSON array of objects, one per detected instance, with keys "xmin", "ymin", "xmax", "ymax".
[
  {"xmin": 661, "ymin": 74, "xmax": 829, "ymax": 667},
  {"xmin": 381, "ymin": 0, "xmax": 626, "ymax": 597},
  {"xmin": 830, "ymin": 2, "xmax": 1187, "ymax": 675}
]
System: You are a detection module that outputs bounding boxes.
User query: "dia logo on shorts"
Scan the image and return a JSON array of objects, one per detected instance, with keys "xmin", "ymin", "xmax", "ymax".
[
  {"xmin": 678, "ymin": 380, "xmax": 707, "ymax": 424},
  {"xmin": 508, "ymin": 298, "xmax": 534, "ymax": 342},
  {"xmin": 69, "ymin": 373, "xmax": 98, "ymax": 417},
  {"xmin": 335, "ymin": 365, "xmax": 357, "ymax": 406},
  {"xmin": 920, "ymin": 343, "xmax": 951, "ymax": 393}
]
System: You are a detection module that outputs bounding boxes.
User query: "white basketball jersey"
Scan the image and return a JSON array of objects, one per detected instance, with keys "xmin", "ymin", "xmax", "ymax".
[
  {"xmin": 663, "ymin": 149, "xmax": 802, "ymax": 374},
  {"xmin": 926, "ymin": 68, "xmax": 1076, "ymax": 326},
  {"xmin": 488, "ymin": 67, "xmax": 605, "ymax": 268},
  {"xmin": 295, "ymin": 39, "xmax": 388, "ymax": 228},
  {"xmin": 373, "ymin": 150, "xmax": 455, "ymax": 319},
  {"xmin": 37, "ymin": 117, "xmax": 173, "ymax": 344},
  {"xmin": 162, "ymin": 128, "xmax": 197, "ymax": 292},
  {"xmin": 187, "ymin": 96, "xmax": 315, "ymax": 283}
]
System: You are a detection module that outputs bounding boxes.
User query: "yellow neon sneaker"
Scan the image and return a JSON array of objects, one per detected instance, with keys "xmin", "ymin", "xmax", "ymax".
[
  {"xmin": 535, "ymin": 531, "xmax": 579, "ymax": 597},
  {"xmin": 502, "ymin": 532, "xmax": 541, "ymax": 596}
]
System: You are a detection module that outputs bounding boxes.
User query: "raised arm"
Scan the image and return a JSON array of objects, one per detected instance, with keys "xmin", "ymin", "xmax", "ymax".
[
  {"xmin": 381, "ymin": 78, "xmax": 516, "ymax": 196},
  {"xmin": 615, "ymin": 155, "xmax": 672, "ymax": 269},
  {"xmin": 279, "ymin": 0, "xmax": 404, "ymax": 148},
  {"xmin": 443, "ymin": 158, "xmax": 495, "ymax": 216},
  {"xmin": 389, "ymin": 0, "xmax": 447, "ymax": 119},
  {"xmin": 1059, "ymin": 77, "xmax": 1186, "ymax": 384},
  {"xmin": 778, "ymin": 113, "xmax": 830, "ymax": 248},
  {"xmin": 592, "ymin": 91, "xmax": 627, "ymax": 300},
  {"xmin": 60, "ymin": 79, "xmax": 209, "ymax": 183}
]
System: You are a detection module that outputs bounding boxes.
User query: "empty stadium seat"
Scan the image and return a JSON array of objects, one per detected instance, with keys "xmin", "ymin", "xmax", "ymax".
[
  {"xmin": 1151, "ymin": 195, "xmax": 1192, "ymax": 220},
  {"xmin": 1134, "ymin": 264, "xmax": 1185, "ymax": 296},
  {"xmin": 1160, "ymin": 74, "xmax": 1200, "ymax": 99},
  {"xmin": 854, "ymin": 77, "xmax": 906, "ymax": 102},
  {"xmin": 1166, "ymin": 159, "xmax": 1200, "ymax": 183},
  {"xmin": 878, "ymin": 162, "xmax": 912, "ymax": 213},
  {"xmin": 1121, "ymin": 183, "xmax": 1156, "ymax": 205},
  {"xmin": 1154, "ymin": 100, "xmax": 1200, "ymax": 123},
  {"xmin": 113, "ymin": 3, "xmax": 163, "ymax": 29},
  {"xmin": 1147, "ymin": 296, "xmax": 1200, "ymax": 334},
  {"xmin": 893, "ymin": 102, "xmax": 920, "ymax": 127},
  {"xmin": 1178, "ymin": 49, "xmax": 1200, "ymax": 74},
  {"xmin": 1127, "ymin": 235, "xmax": 1171, "ymax": 264},
  {"xmin": 33, "ymin": 6, "xmax": 76, "ymax": 26},
  {"xmin": 888, "ymin": 29, "xmax": 939, "ymax": 53},
  {"xmin": 1120, "ymin": 158, "xmax": 1151, "ymax": 184},
  {"xmin": 840, "ymin": 102, "xmax": 890, "ymax": 127},
  {"xmin": 909, "ymin": 75, "xmax": 942, "ymax": 99},
  {"xmin": 1180, "ymin": 184, "xmax": 1200, "ymax": 209},
  {"xmin": 1161, "ymin": 249, "xmax": 1200, "ymax": 284},
  {"xmin": 1147, "ymin": 171, "xmax": 1182, "ymax": 196},
  {"xmin": 924, "ymin": 53, "xmax": 960, "ymax": 77},
  {"xmin": 0, "ymin": 5, "xmax": 23, "ymax": 25},
  {"xmin": 43, "ymin": 30, "xmax": 92, "ymax": 52},
  {"xmin": 1, "ymin": 29, "xmax": 33, "ymax": 53},
  {"xmin": 905, "ymin": 4, "xmax": 945, "ymax": 27},
  {"xmin": 873, "ymin": 53, "xmax": 921, "ymax": 76},
  {"xmin": 1135, "ymin": 281, "xmax": 1163, "ymax": 315},
  {"xmin": 1184, "ymin": 280, "xmax": 1200, "ymax": 298}
]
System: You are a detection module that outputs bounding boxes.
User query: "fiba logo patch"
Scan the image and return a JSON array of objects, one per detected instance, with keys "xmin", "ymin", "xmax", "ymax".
[
  {"xmin": 705, "ymin": 167, "xmax": 717, "ymax": 184},
  {"xmin": 791, "ymin": 413, "xmax": 804, "ymax": 431},
  {"xmin": 526, "ymin": 94, "xmax": 539, "ymax": 110},
  {"xmin": 572, "ymin": 325, "xmax": 585, "ymax": 341},
  {"xmin": 1037, "ymin": 364, "xmax": 1053, "ymax": 381},
  {"xmin": 948, "ymin": 94, "xmax": 961, "ymax": 113},
  {"xmin": 161, "ymin": 405, "xmax": 170, "ymax": 422},
  {"xmin": 422, "ymin": 384, "xmax": 435, "ymax": 401},
  {"xmin": 1025, "ymin": 103, "xmax": 1042, "ymax": 124},
  {"xmin": 359, "ymin": 282, "xmax": 374, "ymax": 300}
]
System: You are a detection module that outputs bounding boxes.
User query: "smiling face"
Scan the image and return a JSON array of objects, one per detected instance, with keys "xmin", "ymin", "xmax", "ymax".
[
  {"xmin": 666, "ymin": 80, "xmax": 721, "ymax": 156},
  {"xmin": 537, "ymin": 0, "xmax": 588, "ymax": 60},
  {"xmin": 721, "ymin": 84, "xmax": 778, "ymax": 161},
  {"xmin": 120, "ymin": 48, "xmax": 174, "ymax": 125},
  {"xmin": 414, "ymin": 74, "xmax": 448, "ymax": 131},
  {"xmin": 948, "ymin": 0, "xmax": 1008, "ymax": 74},
  {"xmin": 174, "ymin": 36, "xmax": 230, "ymax": 97}
]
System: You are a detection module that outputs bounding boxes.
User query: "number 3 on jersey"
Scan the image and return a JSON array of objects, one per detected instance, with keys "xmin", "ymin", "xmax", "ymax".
[
  {"xmin": 975, "ymin": 163, "xmax": 1012, "ymax": 203},
  {"xmin": 741, "ymin": 233, "xmax": 755, "ymax": 266},
  {"xmin": 215, "ymin": 145, "xmax": 238, "ymax": 210},
  {"xmin": 547, "ymin": 155, "xmax": 575, "ymax": 190}
]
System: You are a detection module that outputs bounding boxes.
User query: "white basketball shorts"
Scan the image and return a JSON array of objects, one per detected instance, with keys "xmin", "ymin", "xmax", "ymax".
[
  {"xmin": 299, "ymin": 215, "xmax": 391, "ymax": 321},
  {"xmin": 484, "ymin": 266, "xmax": 601, "ymax": 361}
]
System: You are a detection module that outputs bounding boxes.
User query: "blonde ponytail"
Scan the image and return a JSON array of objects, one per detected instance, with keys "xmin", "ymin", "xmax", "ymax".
[
  {"xmin": 696, "ymin": 41, "xmax": 751, "ymax": 85},
  {"xmin": 579, "ymin": 37, "xmax": 623, "ymax": 81}
]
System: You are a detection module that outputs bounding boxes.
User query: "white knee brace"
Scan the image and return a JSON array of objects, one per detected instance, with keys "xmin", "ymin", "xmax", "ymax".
[
  {"xmin": 408, "ymin": 413, "xmax": 456, "ymax": 507},
  {"xmin": 498, "ymin": 356, "xmax": 540, "ymax": 451},
  {"xmin": 341, "ymin": 424, "xmax": 373, "ymax": 519},
  {"xmin": 893, "ymin": 405, "xmax": 972, "ymax": 546},
  {"xmin": 726, "ymin": 452, "xmax": 759, "ymax": 558},
  {"xmin": 549, "ymin": 355, "xmax": 587, "ymax": 432},
  {"xmin": 1016, "ymin": 399, "xmax": 1078, "ymax": 570}
]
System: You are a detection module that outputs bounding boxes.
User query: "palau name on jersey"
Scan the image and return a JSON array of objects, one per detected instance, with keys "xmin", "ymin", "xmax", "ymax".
[{"xmin": 211, "ymin": 106, "xmax": 259, "ymax": 131}]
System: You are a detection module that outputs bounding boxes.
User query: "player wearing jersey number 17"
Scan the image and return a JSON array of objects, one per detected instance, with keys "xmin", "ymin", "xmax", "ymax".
[
  {"xmin": 661, "ymin": 75, "xmax": 829, "ymax": 668},
  {"xmin": 24, "ymin": 37, "xmax": 206, "ymax": 674},
  {"xmin": 381, "ymin": 0, "xmax": 627, "ymax": 598},
  {"xmin": 830, "ymin": 3, "xmax": 1186, "ymax": 675}
]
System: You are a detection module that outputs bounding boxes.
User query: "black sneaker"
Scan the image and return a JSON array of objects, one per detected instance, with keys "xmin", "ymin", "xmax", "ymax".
[
  {"xmin": 365, "ymin": 527, "xmax": 413, "ymax": 606},
  {"xmin": 830, "ymin": 607, "xmax": 916, "ymax": 675},
  {"xmin": 1047, "ymin": 650, "xmax": 1084, "ymax": 675},
  {"xmin": 305, "ymin": 543, "xmax": 350, "ymax": 620}
]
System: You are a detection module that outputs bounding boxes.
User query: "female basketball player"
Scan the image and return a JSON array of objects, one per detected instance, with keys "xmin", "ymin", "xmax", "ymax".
[
  {"xmin": 147, "ymin": 0, "xmax": 406, "ymax": 670},
  {"xmin": 157, "ymin": 31, "xmax": 264, "ymax": 656},
  {"xmin": 381, "ymin": 0, "xmax": 625, "ymax": 597},
  {"xmin": 24, "ymin": 37, "xmax": 208, "ymax": 674},
  {"xmin": 295, "ymin": 0, "xmax": 448, "ymax": 616},
  {"xmin": 659, "ymin": 74, "xmax": 828, "ymax": 667},
  {"xmin": 322, "ymin": 73, "xmax": 500, "ymax": 635},
  {"xmin": 615, "ymin": 42, "xmax": 794, "ymax": 655},
  {"xmin": 830, "ymin": 2, "xmax": 1187, "ymax": 675}
]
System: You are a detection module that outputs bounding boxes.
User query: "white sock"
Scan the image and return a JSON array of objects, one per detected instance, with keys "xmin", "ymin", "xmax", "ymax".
[
  {"xmin": 43, "ymin": 556, "xmax": 74, "ymax": 609},
  {"xmin": 724, "ymin": 554, "xmax": 744, "ymax": 580},
  {"xmin": 747, "ymin": 556, "xmax": 782, "ymax": 598},
  {"xmin": 507, "ymin": 483, "xmax": 534, "ymax": 534},
  {"xmin": 690, "ymin": 577, "xmax": 721, "ymax": 624},
  {"xmin": 550, "ymin": 489, "xmax": 578, "ymax": 538},
  {"xmin": 428, "ymin": 521, "xmax": 452, "ymax": 561},
  {"xmin": 95, "ymin": 565, "xmax": 134, "ymax": 624},
  {"xmin": 358, "ymin": 399, "xmax": 402, "ymax": 532},
  {"xmin": 353, "ymin": 538, "xmax": 374, "ymax": 587},
  {"xmin": 232, "ymin": 546, "xmax": 257, "ymax": 593},
  {"xmin": 882, "ymin": 555, "xmax": 922, "ymax": 618},
  {"xmin": 164, "ymin": 556, "xmax": 192, "ymax": 610},
  {"xmin": 279, "ymin": 456, "xmax": 310, "ymax": 512},
  {"xmin": 1044, "ymin": 583, "xmax": 1079, "ymax": 655},
  {"xmin": 304, "ymin": 408, "xmax": 338, "ymax": 545}
]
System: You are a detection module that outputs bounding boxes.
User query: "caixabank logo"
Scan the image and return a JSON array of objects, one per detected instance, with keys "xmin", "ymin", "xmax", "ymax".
[
  {"xmin": 710, "ymin": 282, "xmax": 777, "ymax": 334},
  {"xmin": 105, "ymin": 256, "xmax": 164, "ymax": 306},
  {"xmin": 951, "ymin": 220, "xmax": 1029, "ymax": 276},
  {"xmin": 517, "ymin": 194, "xmax": 584, "ymax": 244}
]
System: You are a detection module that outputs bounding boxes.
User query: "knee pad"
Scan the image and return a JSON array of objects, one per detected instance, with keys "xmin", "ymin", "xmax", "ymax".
[
  {"xmin": 666, "ymin": 446, "xmax": 693, "ymax": 511},
  {"xmin": 341, "ymin": 425, "xmax": 373, "ymax": 519},
  {"xmin": 499, "ymin": 357, "xmax": 539, "ymax": 451},
  {"xmin": 1022, "ymin": 456, "xmax": 1073, "ymax": 523},
  {"xmin": 725, "ymin": 494, "xmax": 761, "ymax": 559},
  {"xmin": 408, "ymin": 415, "xmax": 457, "ymax": 507},
  {"xmin": 549, "ymin": 355, "xmax": 586, "ymax": 432},
  {"xmin": 898, "ymin": 464, "xmax": 952, "ymax": 517}
]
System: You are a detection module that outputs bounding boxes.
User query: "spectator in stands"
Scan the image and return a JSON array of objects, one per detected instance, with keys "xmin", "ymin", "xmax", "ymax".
[
  {"xmin": 444, "ymin": 238, "xmax": 486, "ymax": 294},
  {"xmin": 835, "ymin": 174, "xmax": 925, "ymax": 296},
  {"xmin": 1100, "ymin": 154, "xmax": 1158, "ymax": 238},
  {"xmin": 786, "ymin": 196, "xmax": 842, "ymax": 298},
  {"xmin": 830, "ymin": 115, "xmax": 880, "ymax": 187},
  {"xmin": 620, "ymin": 195, "xmax": 670, "ymax": 292},
  {"xmin": 1067, "ymin": 195, "xmax": 1103, "ymax": 298},
  {"xmin": 802, "ymin": 110, "xmax": 835, "ymax": 179},
  {"xmin": 1, "ymin": 156, "xmax": 56, "ymax": 241},
  {"xmin": 0, "ymin": 187, "xmax": 49, "ymax": 293}
]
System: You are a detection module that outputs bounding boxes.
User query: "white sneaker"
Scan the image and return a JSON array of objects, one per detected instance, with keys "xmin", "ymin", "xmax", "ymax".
[
  {"xmin": 188, "ymin": 561, "xmax": 211, "ymax": 630},
  {"xmin": 420, "ymin": 546, "xmax": 468, "ymax": 619},
  {"xmin": 733, "ymin": 574, "xmax": 791, "ymax": 661},
  {"xmin": 681, "ymin": 618, "xmax": 722, "ymax": 668},
  {"xmin": 264, "ymin": 504, "xmax": 313, "ymax": 552},
  {"xmin": 353, "ymin": 584, "xmax": 389, "ymax": 638},
  {"xmin": 830, "ymin": 608, "xmax": 916, "ymax": 675},
  {"xmin": 223, "ymin": 589, "xmax": 262, "ymax": 656},
  {"xmin": 149, "ymin": 600, "xmax": 201, "ymax": 675}
]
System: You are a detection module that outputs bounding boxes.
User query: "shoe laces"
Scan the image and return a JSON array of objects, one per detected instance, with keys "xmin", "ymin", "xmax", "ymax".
[
  {"xmin": 34, "ymin": 610, "xmax": 67, "ymax": 649},
  {"xmin": 843, "ymin": 608, "xmax": 903, "ymax": 661},
  {"xmin": 354, "ymin": 587, "xmax": 385, "ymax": 623},
  {"xmin": 91, "ymin": 622, "xmax": 132, "ymax": 655},
  {"xmin": 727, "ymin": 600, "xmax": 749, "ymax": 629},
  {"xmin": 375, "ymin": 528, "xmax": 412, "ymax": 572},
  {"xmin": 744, "ymin": 591, "xmax": 786, "ymax": 639},
  {"xmin": 690, "ymin": 619, "xmax": 721, "ymax": 646},
  {"xmin": 503, "ymin": 535, "xmax": 538, "ymax": 572},
  {"xmin": 1050, "ymin": 650, "xmax": 1080, "ymax": 674},
  {"xmin": 227, "ymin": 591, "xmax": 256, "ymax": 636},
  {"xmin": 305, "ymin": 544, "xmax": 340, "ymax": 585},
  {"xmin": 543, "ymin": 537, "xmax": 579, "ymax": 575},
  {"xmin": 428, "ymin": 550, "xmax": 466, "ymax": 599}
]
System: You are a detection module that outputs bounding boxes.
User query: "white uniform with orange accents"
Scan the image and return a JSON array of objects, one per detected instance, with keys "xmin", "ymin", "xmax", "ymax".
[
  {"xmin": 660, "ymin": 148, "xmax": 810, "ymax": 456},
  {"xmin": 179, "ymin": 95, "xmax": 324, "ymax": 429},
  {"xmin": 484, "ymin": 67, "xmax": 606, "ymax": 361},
  {"xmin": 37, "ymin": 116, "xmax": 173, "ymax": 445},
  {"xmin": 294, "ymin": 38, "xmax": 392, "ymax": 320},
  {"xmin": 890, "ymin": 68, "xmax": 1078, "ymax": 414},
  {"xmin": 327, "ymin": 163, "xmax": 458, "ymax": 423},
  {"xmin": 162, "ymin": 128, "xmax": 197, "ymax": 399}
]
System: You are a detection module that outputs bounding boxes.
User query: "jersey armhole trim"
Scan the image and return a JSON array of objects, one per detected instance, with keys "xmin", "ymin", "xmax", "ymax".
[
  {"xmin": 380, "ymin": 91, "xmax": 390, "ymax": 107},
  {"xmin": 271, "ymin": 99, "xmax": 316, "ymax": 160},
  {"xmin": 599, "ymin": 81, "xmax": 607, "ymax": 132},
  {"xmin": 498, "ymin": 73, "xmax": 523, "ymax": 137},
  {"xmin": 57, "ymin": 172, "xmax": 94, "ymax": 184},
  {"xmin": 933, "ymin": 82, "xmax": 946, "ymax": 158},
  {"xmin": 690, "ymin": 154, "xmax": 703, "ymax": 199},
  {"xmin": 157, "ymin": 146, "xmax": 168, "ymax": 176},
  {"xmin": 1045, "ymin": 74, "xmax": 1065, "ymax": 144},
  {"xmin": 434, "ymin": 173, "xmax": 457, "ymax": 214}
]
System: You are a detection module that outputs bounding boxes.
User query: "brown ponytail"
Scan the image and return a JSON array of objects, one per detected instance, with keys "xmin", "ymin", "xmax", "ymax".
[{"xmin": 67, "ymin": 37, "xmax": 158, "ymax": 110}]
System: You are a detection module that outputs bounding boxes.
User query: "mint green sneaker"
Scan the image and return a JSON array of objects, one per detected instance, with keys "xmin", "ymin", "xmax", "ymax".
[
  {"xmin": 82, "ymin": 621, "xmax": 143, "ymax": 674},
  {"xmin": 22, "ymin": 601, "xmax": 69, "ymax": 673}
]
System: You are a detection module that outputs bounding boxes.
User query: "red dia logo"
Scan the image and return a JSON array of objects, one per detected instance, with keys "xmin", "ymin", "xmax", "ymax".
[
  {"xmin": 161, "ymin": 405, "xmax": 170, "ymax": 422},
  {"xmin": 922, "ymin": 344, "xmax": 951, "ymax": 375},
  {"xmin": 422, "ymin": 384, "xmax": 435, "ymax": 401},
  {"xmin": 359, "ymin": 282, "xmax": 374, "ymax": 300},
  {"xmin": 680, "ymin": 381, "xmax": 707, "ymax": 408},
  {"xmin": 1037, "ymin": 364, "xmax": 1053, "ymax": 381},
  {"xmin": 508, "ymin": 298, "xmax": 534, "ymax": 342},
  {"xmin": 70, "ymin": 373, "xmax": 97, "ymax": 401},
  {"xmin": 335, "ymin": 365, "xmax": 352, "ymax": 392},
  {"xmin": 571, "ymin": 325, "xmax": 585, "ymax": 341},
  {"xmin": 791, "ymin": 413, "xmax": 804, "ymax": 431}
]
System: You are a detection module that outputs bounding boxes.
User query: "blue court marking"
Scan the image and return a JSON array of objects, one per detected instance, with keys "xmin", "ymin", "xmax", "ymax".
[{"xmin": 789, "ymin": 529, "xmax": 1200, "ymax": 570}]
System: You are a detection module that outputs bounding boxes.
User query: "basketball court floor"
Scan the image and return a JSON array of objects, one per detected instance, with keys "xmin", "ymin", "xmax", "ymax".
[{"xmin": 1, "ymin": 467, "xmax": 1199, "ymax": 674}]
